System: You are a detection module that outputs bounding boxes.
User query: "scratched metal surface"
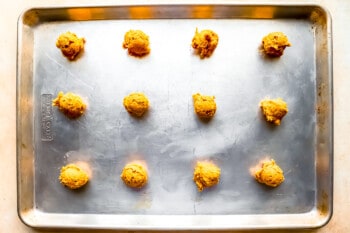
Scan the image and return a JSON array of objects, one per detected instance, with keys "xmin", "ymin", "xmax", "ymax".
[{"xmin": 17, "ymin": 4, "xmax": 333, "ymax": 229}]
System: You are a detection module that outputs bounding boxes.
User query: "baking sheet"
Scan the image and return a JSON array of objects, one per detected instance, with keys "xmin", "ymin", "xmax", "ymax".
[{"xmin": 17, "ymin": 4, "xmax": 333, "ymax": 229}]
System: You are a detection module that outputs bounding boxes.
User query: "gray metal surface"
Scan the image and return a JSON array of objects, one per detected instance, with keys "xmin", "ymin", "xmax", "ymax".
[{"xmin": 17, "ymin": 4, "xmax": 333, "ymax": 230}]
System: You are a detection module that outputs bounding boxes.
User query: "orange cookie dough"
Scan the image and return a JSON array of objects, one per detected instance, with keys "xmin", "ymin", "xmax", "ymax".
[
  {"xmin": 122, "ymin": 30, "xmax": 150, "ymax": 57},
  {"xmin": 262, "ymin": 32, "xmax": 291, "ymax": 57},
  {"xmin": 193, "ymin": 93, "xmax": 216, "ymax": 120},
  {"xmin": 260, "ymin": 98, "xmax": 288, "ymax": 125},
  {"xmin": 254, "ymin": 159, "xmax": 284, "ymax": 187},
  {"xmin": 56, "ymin": 31, "xmax": 85, "ymax": 60},
  {"xmin": 59, "ymin": 164, "xmax": 89, "ymax": 189},
  {"xmin": 123, "ymin": 92, "xmax": 149, "ymax": 117},
  {"xmin": 191, "ymin": 28, "xmax": 219, "ymax": 58},
  {"xmin": 193, "ymin": 161, "xmax": 221, "ymax": 192},
  {"xmin": 120, "ymin": 162, "xmax": 148, "ymax": 188},
  {"xmin": 53, "ymin": 91, "xmax": 87, "ymax": 119}
]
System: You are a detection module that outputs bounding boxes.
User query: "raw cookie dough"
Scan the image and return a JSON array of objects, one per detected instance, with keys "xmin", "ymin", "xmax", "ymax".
[
  {"xmin": 260, "ymin": 98, "xmax": 288, "ymax": 125},
  {"xmin": 192, "ymin": 93, "xmax": 217, "ymax": 119},
  {"xmin": 56, "ymin": 31, "xmax": 85, "ymax": 60},
  {"xmin": 123, "ymin": 92, "xmax": 150, "ymax": 117},
  {"xmin": 262, "ymin": 32, "xmax": 291, "ymax": 57},
  {"xmin": 122, "ymin": 30, "xmax": 150, "ymax": 57},
  {"xmin": 193, "ymin": 161, "xmax": 221, "ymax": 192},
  {"xmin": 254, "ymin": 159, "xmax": 284, "ymax": 187},
  {"xmin": 59, "ymin": 164, "xmax": 89, "ymax": 189},
  {"xmin": 191, "ymin": 28, "xmax": 219, "ymax": 58},
  {"xmin": 53, "ymin": 91, "xmax": 87, "ymax": 119},
  {"xmin": 120, "ymin": 163, "xmax": 148, "ymax": 188}
]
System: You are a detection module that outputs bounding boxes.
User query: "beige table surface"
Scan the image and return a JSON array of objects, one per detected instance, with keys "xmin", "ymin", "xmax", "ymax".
[{"xmin": 1, "ymin": 0, "xmax": 349, "ymax": 232}]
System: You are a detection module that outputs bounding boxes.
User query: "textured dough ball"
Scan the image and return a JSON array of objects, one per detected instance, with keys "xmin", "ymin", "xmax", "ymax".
[
  {"xmin": 123, "ymin": 93, "xmax": 150, "ymax": 117},
  {"xmin": 191, "ymin": 28, "xmax": 219, "ymax": 58},
  {"xmin": 254, "ymin": 159, "xmax": 284, "ymax": 187},
  {"xmin": 52, "ymin": 91, "xmax": 87, "ymax": 119},
  {"xmin": 262, "ymin": 32, "xmax": 291, "ymax": 57},
  {"xmin": 56, "ymin": 31, "xmax": 85, "ymax": 60},
  {"xmin": 193, "ymin": 161, "xmax": 221, "ymax": 192},
  {"xmin": 59, "ymin": 164, "xmax": 89, "ymax": 189},
  {"xmin": 122, "ymin": 30, "xmax": 150, "ymax": 57},
  {"xmin": 260, "ymin": 98, "xmax": 288, "ymax": 125},
  {"xmin": 120, "ymin": 163, "xmax": 148, "ymax": 188},
  {"xmin": 192, "ymin": 93, "xmax": 217, "ymax": 119}
]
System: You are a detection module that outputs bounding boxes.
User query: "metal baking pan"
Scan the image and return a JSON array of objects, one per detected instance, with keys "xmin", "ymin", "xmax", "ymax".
[{"xmin": 17, "ymin": 3, "xmax": 333, "ymax": 230}]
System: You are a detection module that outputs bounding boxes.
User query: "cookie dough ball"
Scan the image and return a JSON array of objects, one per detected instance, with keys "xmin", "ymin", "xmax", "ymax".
[
  {"xmin": 122, "ymin": 30, "xmax": 150, "ymax": 57},
  {"xmin": 53, "ymin": 91, "xmax": 87, "ymax": 119},
  {"xmin": 121, "ymin": 163, "xmax": 148, "ymax": 188},
  {"xmin": 123, "ymin": 92, "xmax": 149, "ymax": 117},
  {"xmin": 59, "ymin": 164, "xmax": 89, "ymax": 189},
  {"xmin": 191, "ymin": 28, "xmax": 219, "ymax": 58},
  {"xmin": 262, "ymin": 32, "xmax": 291, "ymax": 57},
  {"xmin": 254, "ymin": 159, "xmax": 284, "ymax": 187},
  {"xmin": 56, "ymin": 31, "xmax": 85, "ymax": 60},
  {"xmin": 193, "ymin": 93, "xmax": 216, "ymax": 119},
  {"xmin": 193, "ymin": 161, "xmax": 221, "ymax": 192},
  {"xmin": 260, "ymin": 98, "xmax": 288, "ymax": 125}
]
